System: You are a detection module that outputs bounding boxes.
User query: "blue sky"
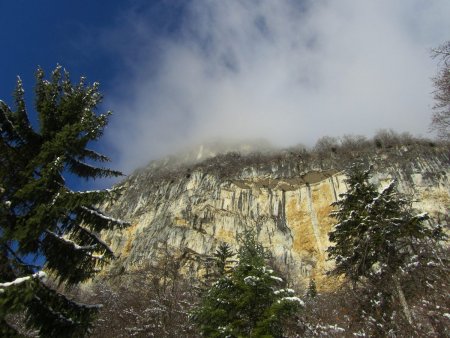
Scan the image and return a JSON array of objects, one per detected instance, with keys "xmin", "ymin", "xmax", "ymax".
[
  {"xmin": 0, "ymin": 0, "xmax": 185, "ymax": 188},
  {"xmin": 0, "ymin": 0, "xmax": 187, "ymax": 115},
  {"xmin": 1, "ymin": 1, "xmax": 450, "ymax": 189},
  {"xmin": 1, "ymin": 1, "xmax": 120, "ymax": 97}
]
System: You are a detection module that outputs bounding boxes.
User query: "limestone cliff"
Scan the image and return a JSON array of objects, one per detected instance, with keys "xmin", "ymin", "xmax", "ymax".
[{"xmin": 101, "ymin": 143, "xmax": 449, "ymax": 289}]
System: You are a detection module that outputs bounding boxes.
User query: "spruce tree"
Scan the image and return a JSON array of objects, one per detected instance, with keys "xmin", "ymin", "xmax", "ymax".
[
  {"xmin": 327, "ymin": 164, "xmax": 446, "ymax": 329},
  {"xmin": 0, "ymin": 66, "xmax": 129, "ymax": 336},
  {"xmin": 306, "ymin": 278, "xmax": 317, "ymax": 299},
  {"xmin": 328, "ymin": 164, "xmax": 444, "ymax": 281},
  {"xmin": 193, "ymin": 230, "xmax": 303, "ymax": 337},
  {"xmin": 214, "ymin": 242, "xmax": 235, "ymax": 277},
  {"xmin": 327, "ymin": 164, "xmax": 379, "ymax": 283}
]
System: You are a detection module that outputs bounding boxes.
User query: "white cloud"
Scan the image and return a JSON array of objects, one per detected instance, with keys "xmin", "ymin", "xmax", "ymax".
[{"xmin": 103, "ymin": 0, "xmax": 450, "ymax": 173}]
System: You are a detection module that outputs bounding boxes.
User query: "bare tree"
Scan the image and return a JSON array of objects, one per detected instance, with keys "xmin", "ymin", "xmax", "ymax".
[
  {"xmin": 430, "ymin": 41, "xmax": 450, "ymax": 141},
  {"xmin": 83, "ymin": 250, "xmax": 200, "ymax": 338}
]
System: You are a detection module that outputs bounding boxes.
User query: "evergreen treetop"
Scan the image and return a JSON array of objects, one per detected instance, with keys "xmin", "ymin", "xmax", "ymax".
[
  {"xmin": 0, "ymin": 66, "xmax": 129, "ymax": 336},
  {"xmin": 328, "ymin": 164, "xmax": 445, "ymax": 283},
  {"xmin": 214, "ymin": 242, "xmax": 235, "ymax": 276},
  {"xmin": 193, "ymin": 229, "xmax": 303, "ymax": 338},
  {"xmin": 327, "ymin": 163, "xmax": 447, "ymax": 332},
  {"xmin": 306, "ymin": 278, "xmax": 317, "ymax": 299},
  {"xmin": 327, "ymin": 164, "xmax": 378, "ymax": 282}
]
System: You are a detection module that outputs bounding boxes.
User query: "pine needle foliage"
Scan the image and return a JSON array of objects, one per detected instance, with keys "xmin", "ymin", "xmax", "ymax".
[
  {"xmin": 0, "ymin": 66, "xmax": 130, "ymax": 336},
  {"xmin": 327, "ymin": 164, "xmax": 445, "ymax": 283},
  {"xmin": 306, "ymin": 279, "xmax": 317, "ymax": 299},
  {"xmin": 327, "ymin": 164, "xmax": 378, "ymax": 282},
  {"xmin": 327, "ymin": 164, "xmax": 447, "ymax": 333},
  {"xmin": 214, "ymin": 242, "xmax": 235, "ymax": 276},
  {"xmin": 192, "ymin": 229, "xmax": 303, "ymax": 337}
]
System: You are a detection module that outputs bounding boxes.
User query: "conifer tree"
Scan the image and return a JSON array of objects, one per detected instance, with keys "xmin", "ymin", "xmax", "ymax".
[
  {"xmin": 327, "ymin": 164, "xmax": 446, "ymax": 328},
  {"xmin": 214, "ymin": 242, "xmax": 235, "ymax": 276},
  {"xmin": 0, "ymin": 66, "xmax": 129, "ymax": 336},
  {"xmin": 328, "ymin": 164, "xmax": 444, "ymax": 282},
  {"xmin": 327, "ymin": 164, "xmax": 378, "ymax": 283},
  {"xmin": 306, "ymin": 278, "xmax": 317, "ymax": 299},
  {"xmin": 193, "ymin": 229, "xmax": 303, "ymax": 337}
]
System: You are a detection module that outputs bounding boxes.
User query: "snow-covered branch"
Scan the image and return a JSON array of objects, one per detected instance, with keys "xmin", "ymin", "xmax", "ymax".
[
  {"xmin": 67, "ymin": 187, "xmax": 119, "ymax": 195},
  {"xmin": 277, "ymin": 296, "xmax": 305, "ymax": 306},
  {"xmin": 75, "ymin": 224, "xmax": 115, "ymax": 258},
  {"xmin": 81, "ymin": 206, "xmax": 130, "ymax": 227},
  {"xmin": 0, "ymin": 271, "xmax": 46, "ymax": 290},
  {"xmin": 45, "ymin": 230, "xmax": 97, "ymax": 251}
]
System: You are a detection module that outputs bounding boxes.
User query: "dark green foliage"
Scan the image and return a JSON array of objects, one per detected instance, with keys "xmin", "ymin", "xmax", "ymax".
[
  {"xmin": 327, "ymin": 164, "xmax": 378, "ymax": 282},
  {"xmin": 328, "ymin": 164, "xmax": 445, "ymax": 282},
  {"xmin": 0, "ymin": 66, "xmax": 129, "ymax": 336},
  {"xmin": 214, "ymin": 242, "xmax": 235, "ymax": 276},
  {"xmin": 306, "ymin": 279, "xmax": 317, "ymax": 299},
  {"xmin": 327, "ymin": 164, "xmax": 447, "ymax": 331},
  {"xmin": 2, "ymin": 277, "xmax": 100, "ymax": 337},
  {"xmin": 192, "ymin": 230, "xmax": 303, "ymax": 337}
]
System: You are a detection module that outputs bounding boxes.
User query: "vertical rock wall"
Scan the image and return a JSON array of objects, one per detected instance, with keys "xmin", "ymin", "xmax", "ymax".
[{"xmin": 101, "ymin": 147, "xmax": 449, "ymax": 289}]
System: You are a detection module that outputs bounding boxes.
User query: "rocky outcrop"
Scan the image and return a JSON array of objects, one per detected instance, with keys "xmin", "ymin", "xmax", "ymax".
[{"xmin": 101, "ymin": 143, "xmax": 449, "ymax": 289}]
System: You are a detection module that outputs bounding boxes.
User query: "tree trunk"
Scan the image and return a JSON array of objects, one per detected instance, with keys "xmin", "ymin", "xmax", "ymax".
[{"xmin": 394, "ymin": 277, "xmax": 413, "ymax": 325}]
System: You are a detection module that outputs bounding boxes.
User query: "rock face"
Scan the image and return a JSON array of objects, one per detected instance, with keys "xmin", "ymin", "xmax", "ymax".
[{"xmin": 101, "ymin": 143, "xmax": 449, "ymax": 289}]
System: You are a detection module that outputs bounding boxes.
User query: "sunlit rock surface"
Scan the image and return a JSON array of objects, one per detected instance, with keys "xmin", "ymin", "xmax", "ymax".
[{"xmin": 101, "ymin": 143, "xmax": 449, "ymax": 289}]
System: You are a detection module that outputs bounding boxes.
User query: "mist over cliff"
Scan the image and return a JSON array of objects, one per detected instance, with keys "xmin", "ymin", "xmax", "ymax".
[{"xmin": 103, "ymin": 0, "xmax": 450, "ymax": 173}]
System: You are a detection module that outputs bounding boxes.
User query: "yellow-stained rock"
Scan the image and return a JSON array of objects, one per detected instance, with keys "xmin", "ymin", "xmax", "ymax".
[{"xmin": 102, "ymin": 150, "xmax": 449, "ymax": 291}]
